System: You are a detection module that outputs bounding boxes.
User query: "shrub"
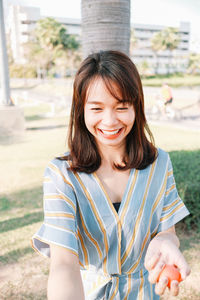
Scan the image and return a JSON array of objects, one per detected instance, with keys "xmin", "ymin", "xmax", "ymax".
[
  {"xmin": 170, "ymin": 150, "xmax": 200, "ymax": 231},
  {"xmin": 9, "ymin": 63, "xmax": 37, "ymax": 78}
]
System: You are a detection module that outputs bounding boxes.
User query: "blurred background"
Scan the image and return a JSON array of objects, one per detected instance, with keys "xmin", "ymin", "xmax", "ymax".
[{"xmin": 0, "ymin": 0, "xmax": 200, "ymax": 299}]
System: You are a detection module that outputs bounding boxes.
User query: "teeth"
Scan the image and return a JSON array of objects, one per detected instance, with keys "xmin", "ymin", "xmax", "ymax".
[{"xmin": 100, "ymin": 129, "xmax": 120, "ymax": 135}]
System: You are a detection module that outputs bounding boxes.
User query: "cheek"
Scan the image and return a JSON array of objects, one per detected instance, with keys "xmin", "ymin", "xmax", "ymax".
[
  {"xmin": 84, "ymin": 110, "xmax": 99, "ymax": 129},
  {"xmin": 122, "ymin": 112, "xmax": 135, "ymax": 126}
]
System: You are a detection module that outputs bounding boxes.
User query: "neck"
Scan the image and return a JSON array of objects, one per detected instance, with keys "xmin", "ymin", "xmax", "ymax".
[{"xmin": 98, "ymin": 144, "xmax": 126, "ymax": 169}]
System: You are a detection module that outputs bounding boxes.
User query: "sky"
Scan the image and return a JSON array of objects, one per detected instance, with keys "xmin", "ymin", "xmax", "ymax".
[{"xmin": 4, "ymin": 0, "xmax": 200, "ymax": 52}]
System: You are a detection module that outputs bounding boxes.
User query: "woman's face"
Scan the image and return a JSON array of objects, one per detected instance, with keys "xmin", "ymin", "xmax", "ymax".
[{"xmin": 84, "ymin": 77, "xmax": 135, "ymax": 151}]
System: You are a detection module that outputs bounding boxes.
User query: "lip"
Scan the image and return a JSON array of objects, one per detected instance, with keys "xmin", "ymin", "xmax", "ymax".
[{"xmin": 97, "ymin": 128, "xmax": 123, "ymax": 139}]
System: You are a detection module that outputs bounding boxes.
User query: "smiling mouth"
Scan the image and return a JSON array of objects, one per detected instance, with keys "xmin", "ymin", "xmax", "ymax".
[{"xmin": 98, "ymin": 128, "xmax": 123, "ymax": 136}]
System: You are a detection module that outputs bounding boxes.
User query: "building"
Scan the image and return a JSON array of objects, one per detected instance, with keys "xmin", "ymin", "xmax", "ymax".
[
  {"xmin": 6, "ymin": 5, "xmax": 81, "ymax": 63},
  {"xmin": 7, "ymin": 5, "xmax": 41, "ymax": 63},
  {"xmin": 132, "ymin": 22, "xmax": 190, "ymax": 74},
  {"xmin": 6, "ymin": 4, "xmax": 190, "ymax": 73}
]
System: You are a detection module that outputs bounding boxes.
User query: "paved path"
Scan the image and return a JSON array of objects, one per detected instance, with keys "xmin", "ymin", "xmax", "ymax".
[
  {"xmin": 144, "ymin": 86, "xmax": 200, "ymax": 131},
  {"xmin": 10, "ymin": 83, "xmax": 200, "ymax": 132}
]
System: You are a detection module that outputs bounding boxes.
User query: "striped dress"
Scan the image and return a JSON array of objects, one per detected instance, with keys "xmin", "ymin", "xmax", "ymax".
[{"xmin": 32, "ymin": 148, "xmax": 189, "ymax": 299}]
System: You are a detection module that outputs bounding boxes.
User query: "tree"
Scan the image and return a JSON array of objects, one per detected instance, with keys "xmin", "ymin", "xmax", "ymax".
[
  {"xmin": 161, "ymin": 27, "xmax": 180, "ymax": 52},
  {"xmin": 160, "ymin": 27, "xmax": 180, "ymax": 74},
  {"xmin": 23, "ymin": 41, "xmax": 53, "ymax": 77},
  {"xmin": 151, "ymin": 31, "xmax": 164, "ymax": 74},
  {"xmin": 138, "ymin": 60, "xmax": 150, "ymax": 77},
  {"xmin": 151, "ymin": 27, "xmax": 180, "ymax": 74},
  {"xmin": 81, "ymin": 0, "xmax": 130, "ymax": 58},
  {"xmin": 130, "ymin": 28, "xmax": 137, "ymax": 56},
  {"xmin": 24, "ymin": 17, "xmax": 80, "ymax": 77},
  {"xmin": 188, "ymin": 53, "xmax": 200, "ymax": 74}
]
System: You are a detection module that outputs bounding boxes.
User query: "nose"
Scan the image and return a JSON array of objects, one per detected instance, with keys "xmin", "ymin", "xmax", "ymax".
[{"xmin": 101, "ymin": 109, "xmax": 118, "ymax": 127}]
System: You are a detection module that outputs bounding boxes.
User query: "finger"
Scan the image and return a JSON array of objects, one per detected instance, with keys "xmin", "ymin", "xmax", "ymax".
[
  {"xmin": 148, "ymin": 261, "xmax": 165, "ymax": 283},
  {"xmin": 175, "ymin": 254, "xmax": 191, "ymax": 280},
  {"xmin": 155, "ymin": 276, "xmax": 168, "ymax": 295},
  {"xmin": 180, "ymin": 265, "xmax": 191, "ymax": 281},
  {"xmin": 170, "ymin": 280, "xmax": 179, "ymax": 296},
  {"xmin": 144, "ymin": 252, "xmax": 161, "ymax": 271}
]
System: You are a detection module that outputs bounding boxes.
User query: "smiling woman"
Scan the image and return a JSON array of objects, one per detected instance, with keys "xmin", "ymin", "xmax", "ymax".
[
  {"xmin": 84, "ymin": 78, "xmax": 135, "ymax": 148},
  {"xmin": 65, "ymin": 50, "xmax": 157, "ymax": 173},
  {"xmin": 31, "ymin": 50, "xmax": 190, "ymax": 300}
]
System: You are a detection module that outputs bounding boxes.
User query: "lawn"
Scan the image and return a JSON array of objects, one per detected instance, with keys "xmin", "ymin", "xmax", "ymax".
[
  {"xmin": 141, "ymin": 74, "xmax": 200, "ymax": 88},
  {"xmin": 0, "ymin": 104, "xmax": 200, "ymax": 299}
]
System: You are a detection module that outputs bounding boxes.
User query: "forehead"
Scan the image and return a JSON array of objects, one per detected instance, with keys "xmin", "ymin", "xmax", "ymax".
[{"xmin": 86, "ymin": 77, "xmax": 122, "ymax": 102}]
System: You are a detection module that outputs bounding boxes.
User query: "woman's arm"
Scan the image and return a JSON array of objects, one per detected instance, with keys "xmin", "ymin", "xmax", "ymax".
[
  {"xmin": 144, "ymin": 226, "xmax": 190, "ymax": 297},
  {"xmin": 48, "ymin": 244, "xmax": 85, "ymax": 300}
]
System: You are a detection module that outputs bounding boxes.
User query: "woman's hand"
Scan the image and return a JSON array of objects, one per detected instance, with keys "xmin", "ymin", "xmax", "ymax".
[{"xmin": 144, "ymin": 226, "xmax": 190, "ymax": 296}]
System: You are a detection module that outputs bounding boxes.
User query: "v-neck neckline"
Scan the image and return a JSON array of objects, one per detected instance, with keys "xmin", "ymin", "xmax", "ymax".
[{"xmin": 92, "ymin": 169, "xmax": 134, "ymax": 220}]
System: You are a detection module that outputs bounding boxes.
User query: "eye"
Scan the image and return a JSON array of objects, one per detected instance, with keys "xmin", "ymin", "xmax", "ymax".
[
  {"xmin": 117, "ymin": 107, "xmax": 128, "ymax": 110},
  {"xmin": 91, "ymin": 107, "xmax": 102, "ymax": 111}
]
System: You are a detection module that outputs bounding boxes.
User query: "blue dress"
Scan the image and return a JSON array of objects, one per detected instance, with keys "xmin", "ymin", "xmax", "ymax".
[{"xmin": 32, "ymin": 148, "xmax": 189, "ymax": 299}]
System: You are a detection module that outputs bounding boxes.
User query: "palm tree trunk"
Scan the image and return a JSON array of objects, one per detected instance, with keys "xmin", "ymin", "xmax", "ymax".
[
  {"xmin": 81, "ymin": 0, "xmax": 130, "ymax": 58},
  {"xmin": 0, "ymin": 0, "xmax": 11, "ymax": 105}
]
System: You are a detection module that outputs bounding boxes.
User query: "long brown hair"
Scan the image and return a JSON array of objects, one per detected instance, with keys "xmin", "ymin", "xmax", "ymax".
[{"xmin": 60, "ymin": 50, "xmax": 157, "ymax": 173}]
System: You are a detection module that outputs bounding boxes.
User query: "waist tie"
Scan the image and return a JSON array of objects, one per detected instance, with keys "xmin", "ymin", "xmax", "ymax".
[{"xmin": 81, "ymin": 269, "xmax": 149, "ymax": 300}]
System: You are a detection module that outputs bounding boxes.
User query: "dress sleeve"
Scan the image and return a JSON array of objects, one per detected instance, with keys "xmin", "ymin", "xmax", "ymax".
[
  {"xmin": 157, "ymin": 155, "xmax": 190, "ymax": 232},
  {"xmin": 31, "ymin": 160, "xmax": 78, "ymax": 258}
]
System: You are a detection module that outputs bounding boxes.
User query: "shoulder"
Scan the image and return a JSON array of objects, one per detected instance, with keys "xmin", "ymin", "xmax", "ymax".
[
  {"xmin": 152, "ymin": 148, "xmax": 171, "ymax": 172},
  {"xmin": 44, "ymin": 152, "xmax": 74, "ymax": 188},
  {"xmin": 156, "ymin": 148, "xmax": 170, "ymax": 162}
]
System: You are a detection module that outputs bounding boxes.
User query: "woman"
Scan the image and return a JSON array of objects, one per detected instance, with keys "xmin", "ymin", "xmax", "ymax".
[{"xmin": 32, "ymin": 50, "xmax": 190, "ymax": 299}]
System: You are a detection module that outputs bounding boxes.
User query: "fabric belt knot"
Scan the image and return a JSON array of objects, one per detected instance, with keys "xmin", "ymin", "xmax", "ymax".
[{"xmin": 104, "ymin": 275, "xmax": 120, "ymax": 300}]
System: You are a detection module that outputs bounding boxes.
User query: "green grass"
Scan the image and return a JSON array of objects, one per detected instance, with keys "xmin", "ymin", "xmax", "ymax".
[
  {"xmin": 170, "ymin": 150, "xmax": 200, "ymax": 231},
  {"xmin": 0, "ymin": 105, "xmax": 200, "ymax": 299},
  {"xmin": 142, "ymin": 74, "xmax": 200, "ymax": 87}
]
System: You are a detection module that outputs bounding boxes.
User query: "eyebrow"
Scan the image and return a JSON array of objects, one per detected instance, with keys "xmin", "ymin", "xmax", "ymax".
[
  {"xmin": 86, "ymin": 100, "xmax": 129, "ymax": 105},
  {"xmin": 86, "ymin": 100, "xmax": 103, "ymax": 105}
]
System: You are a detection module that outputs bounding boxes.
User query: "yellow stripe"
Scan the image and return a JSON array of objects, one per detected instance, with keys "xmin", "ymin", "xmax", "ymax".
[
  {"xmin": 44, "ymin": 194, "xmax": 76, "ymax": 212},
  {"xmin": 93, "ymin": 172, "xmax": 122, "ymax": 274},
  {"xmin": 139, "ymin": 269, "xmax": 144, "ymax": 300},
  {"xmin": 44, "ymin": 177, "xmax": 51, "ymax": 183},
  {"xmin": 44, "ymin": 221, "xmax": 78, "ymax": 238},
  {"xmin": 31, "ymin": 236, "xmax": 78, "ymax": 257},
  {"xmin": 131, "ymin": 228, "xmax": 151, "ymax": 273},
  {"xmin": 75, "ymin": 173, "xmax": 109, "ymax": 274},
  {"xmin": 48, "ymin": 162, "xmax": 74, "ymax": 188},
  {"xmin": 121, "ymin": 170, "xmax": 139, "ymax": 225},
  {"xmin": 79, "ymin": 260, "xmax": 85, "ymax": 269},
  {"xmin": 93, "ymin": 172, "xmax": 119, "ymax": 220},
  {"xmin": 122, "ymin": 162, "xmax": 156, "ymax": 265},
  {"xmin": 160, "ymin": 202, "xmax": 184, "ymax": 222},
  {"xmin": 124, "ymin": 274, "xmax": 132, "ymax": 300},
  {"xmin": 78, "ymin": 229, "xmax": 89, "ymax": 267},
  {"xmin": 117, "ymin": 222, "xmax": 122, "ymax": 274},
  {"xmin": 45, "ymin": 212, "xmax": 74, "ymax": 218},
  {"xmin": 128, "ymin": 170, "xmax": 168, "ymax": 273},
  {"xmin": 87, "ymin": 281, "xmax": 98, "ymax": 295},
  {"xmin": 165, "ymin": 184, "xmax": 175, "ymax": 196},
  {"xmin": 79, "ymin": 208, "xmax": 103, "ymax": 260},
  {"xmin": 110, "ymin": 277, "xmax": 119, "ymax": 300},
  {"xmin": 32, "ymin": 236, "xmax": 85, "ymax": 268},
  {"xmin": 163, "ymin": 198, "xmax": 179, "ymax": 211},
  {"xmin": 86, "ymin": 274, "xmax": 111, "ymax": 295},
  {"xmin": 168, "ymin": 170, "xmax": 173, "ymax": 176},
  {"xmin": 150, "ymin": 229, "xmax": 157, "ymax": 239}
]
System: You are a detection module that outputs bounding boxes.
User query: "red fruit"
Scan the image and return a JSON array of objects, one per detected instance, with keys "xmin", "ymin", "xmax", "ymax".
[{"xmin": 157, "ymin": 264, "xmax": 182, "ymax": 288}]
